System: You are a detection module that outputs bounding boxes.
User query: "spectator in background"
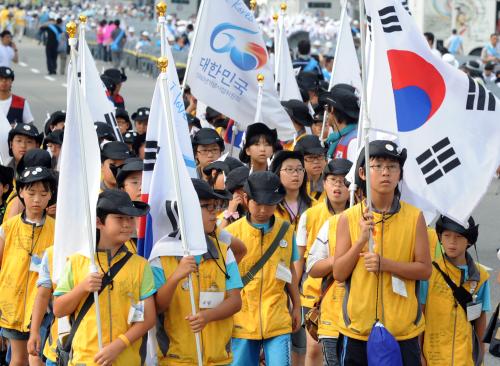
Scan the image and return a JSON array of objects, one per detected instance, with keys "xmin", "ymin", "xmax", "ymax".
[
  {"xmin": 322, "ymin": 55, "xmax": 334, "ymax": 82},
  {"xmin": 0, "ymin": 30, "xmax": 18, "ymax": 68},
  {"xmin": 445, "ymin": 29, "xmax": 464, "ymax": 56},
  {"xmin": 103, "ymin": 20, "xmax": 116, "ymax": 62},
  {"xmin": 135, "ymin": 31, "xmax": 151, "ymax": 53},
  {"xmin": 481, "ymin": 33, "xmax": 500, "ymax": 64},
  {"xmin": 39, "ymin": 16, "xmax": 62, "ymax": 75},
  {"xmin": 293, "ymin": 39, "xmax": 323, "ymax": 79},
  {"xmin": 96, "ymin": 19, "xmax": 106, "ymax": 60},
  {"xmin": 483, "ymin": 62, "xmax": 496, "ymax": 82},
  {"xmin": 13, "ymin": 6, "xmax": 25, "ymax": 43},
  {"xmin": 424, "ymin": 32, "xmax": 441, "ymax": 58},
  {"xmin": 110, "ymin": 19, "xmax": 126, "ymax": 68},
  {"xmin": 172, "ymin": 34, "xmax": 189, "ymax": 52}
]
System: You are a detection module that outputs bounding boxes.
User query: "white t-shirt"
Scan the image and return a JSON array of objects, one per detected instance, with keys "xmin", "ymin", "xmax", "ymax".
[
  {"xmin": 0, "ymin": 96, "xmax": 34, "ymax": 124},
  {"xmin": 0, "ymin": 44, "xmax": 15, "ymax": 68}
]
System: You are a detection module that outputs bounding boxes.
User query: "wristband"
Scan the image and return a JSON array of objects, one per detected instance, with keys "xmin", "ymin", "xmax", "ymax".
[{"xmin": 118, "ymin": 334, "xmax": 131, "ymax": 347}]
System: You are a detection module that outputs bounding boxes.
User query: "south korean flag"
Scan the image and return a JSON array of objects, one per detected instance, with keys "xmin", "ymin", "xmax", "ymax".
[{"xmin": 366, "ymin": 0, "xmax": 500, "ymax": 224}]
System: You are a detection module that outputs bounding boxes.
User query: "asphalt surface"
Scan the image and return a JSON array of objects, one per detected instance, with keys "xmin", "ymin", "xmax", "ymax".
[{"xmin": 10, "ymin": 37, "xmax": 500, "ymax": 365}]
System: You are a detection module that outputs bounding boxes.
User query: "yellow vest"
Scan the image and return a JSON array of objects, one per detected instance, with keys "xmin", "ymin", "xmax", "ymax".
[
  {"xmin": 124, "ymin": 239, "xmax": 137, "ymax": 254},
  {"xmin": 427, "ymin": 228, "xmax": 442, "ymax": 260},
  {"xmin": 423, "ymin": 255, "xmax": 489, "ymax": 365},
  {"xmin": 337, "ymin": 201, "xmax": 425, "ymax": 341},
  {"xmin": 67, "ymin": 250, "xmax": 151, "ymax": 366},
  {"xmin": 226, "ymin": 216, "xmax": 294, "ymax": 339},
  {"xmin": 274, "ymin": 197, "xmax": 317, "ymax": 233},
  {"xmin": 300, "ymin": 201, "xmax": 332, "ymax": 308},
  {"xmin": 306, "ymin": 180, "xmax": 326, "ymax": 202},
  {"xmin": 2, "ymin": 191, "xmax": 19, "ymax": 224},
  {"xmin": 42, "ymin": 246, "xmax": 59, "ymax": 362},
  {"xmin": 318, "ymin": 215, "xmax": 344, "ymax": 338},
  {"xmin": 156, "ymin": 234, "xmax": 233, "ymax": 366},
  {"xmin": 0, "ymin": 214, "xmax": 55, "ymax": 332}
]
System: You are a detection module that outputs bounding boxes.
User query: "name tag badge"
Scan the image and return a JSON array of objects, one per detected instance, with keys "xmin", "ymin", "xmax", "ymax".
[
  {"xmin": 29, "ymin": 254, "xmax": 42, "ymax": 273},
  {"xmin": 127, "ymin": 301, "xmax": 145, "ymax": 324},
  {"xmin": 466, "ymin": 301, "xmax": 482, "ymax": 321},
  {"xmin": 199, "ymin": 291, "xmax": 225, "ymax": 309},
  {"xmin": 276, "ymin": 261, "xmax": 292, "ymax": 284},
  {"xmin": 391, "ymin": 275, "xmax": 408, "ymax": 298}
]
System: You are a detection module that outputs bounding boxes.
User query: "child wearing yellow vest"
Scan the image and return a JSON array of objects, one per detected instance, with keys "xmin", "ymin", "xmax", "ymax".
[
  {"xmin": 54, "ymin": 189, "xmax": 156, "ymax": 366},
  {"xmin": 333, "ymin": 140, "xmax": 431, "ymax": 365},
  {"xmin": 226, "ymin": 171, "xmax": 301, "ymax": 366},
  {"xmin": 299, "ymin": 159, "xmax": 352, "ymax": 366},
  {"xmin": 420, "ymin": 215, "xmax": 490, "ymax": 366},
  {"xmin": 151, "ymin": 179, "xmax": 242, "ymax": 365},
  {"xmin": 27, "ymin": 246, "xmax": 59, "ymax": 366},
  {"xmin": 0, "ymin": 166, "xmax": 56, "ymax": 366}
]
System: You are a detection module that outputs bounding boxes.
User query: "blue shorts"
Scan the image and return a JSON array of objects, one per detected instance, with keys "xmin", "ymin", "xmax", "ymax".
[{"xmin": 231, "ymin": 334, "xmax": 291, "ymax": 366}]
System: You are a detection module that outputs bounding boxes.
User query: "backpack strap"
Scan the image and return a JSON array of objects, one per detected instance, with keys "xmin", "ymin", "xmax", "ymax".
[
  {"xmin": 62, "ymin": 251, "xmax": 133, "ymax": 353},
  {"xmin": 432, "ymin": 261, "xmax": 473, "ymax": 313},
  {"xmin": 242, "ymin": 221, "xmax": 290, "ymax": 286}
]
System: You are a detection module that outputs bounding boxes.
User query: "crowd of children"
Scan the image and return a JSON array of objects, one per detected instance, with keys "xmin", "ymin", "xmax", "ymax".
[{"xmin": 0, "ymin": 62, "xmax": 493, "ymax": 366}]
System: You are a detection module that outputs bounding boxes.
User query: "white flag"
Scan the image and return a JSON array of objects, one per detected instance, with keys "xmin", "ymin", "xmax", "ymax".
[
  {"xmin": 78, "ymin": 36, "xmax": 122, "ymax": 141},
  {"xmin": 367, "ymin": 0, "xmax": 500, "ymax": 224},
  {"xmin": 276, "ymin": 15, "xmax": 302, "ymax": 101},
  {"xmin": 53, "ymin": 62, "xmax": 101, "ymax": 281},
  {"xmin": 329, "ymin": 3, "xmax": 362, "ymax": 92},
  {"xmin": 138, "ymin": 45, "xmax": 206, "ymax": 259},
  {"xmin": 0, "ymin": 112, "xmax": 10, "ymax": 165},
  {"xmin": 185, "ymin": 0, "xmax": 294, "ymax": 140}
]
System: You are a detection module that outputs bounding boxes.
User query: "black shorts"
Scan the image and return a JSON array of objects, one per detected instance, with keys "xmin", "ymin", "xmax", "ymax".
[{"xmin": 1, "ymin": 328, "xmax": 30, "ymax": 341}]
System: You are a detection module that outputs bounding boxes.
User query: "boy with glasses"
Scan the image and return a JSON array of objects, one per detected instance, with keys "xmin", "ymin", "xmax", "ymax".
[{"xmin": 192, "ymin": 128, "xmax": 224, "ymax": 180}]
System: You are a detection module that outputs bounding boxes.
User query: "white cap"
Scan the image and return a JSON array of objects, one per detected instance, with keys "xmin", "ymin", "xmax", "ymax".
[
  {"xmin": 141, "ymin": 31, "xmax": 149, "ymax": 37},
  {"xmin": 128, "ymin": 26, "xmax": 135, "ymax": 33}
]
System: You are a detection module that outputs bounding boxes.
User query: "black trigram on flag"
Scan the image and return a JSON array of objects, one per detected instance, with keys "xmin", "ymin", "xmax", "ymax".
[
  {"xmin": 466, "ymin": 77, "xmax": 496, "ymax": 111},
  {"xmin": 401, "ymin": 0, "xmax": 411, "ymax": 15},
  {"xmin": 104, "ymin": 112, "xmax": 124, "ymax": 142},
  {"xmin": 367, "ymin": 15, "xmax": 372, "ymax": 40},
  {"xmin": 165, "ymin": 200, "xmax": 181, "ymax": 240},
  {"xmin": 378, "ymin": 6, "xmax": 402, "ymax": 33},
  {"xmin": 416, "ymin": 137, "xmax": 461, "ymax": 184},
  {"xmin": 143, "ymin": 140, "xmax": 159, "ymax": 172}
]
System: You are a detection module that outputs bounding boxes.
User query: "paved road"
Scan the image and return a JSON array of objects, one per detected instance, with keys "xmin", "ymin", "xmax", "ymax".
[
  {"xmin": 11, "ymin": 37, "xmax": 154, "ymax": 130},
  {"xmin": 10, "ymin": 36, "xmax": 500, "ymax": 365}
]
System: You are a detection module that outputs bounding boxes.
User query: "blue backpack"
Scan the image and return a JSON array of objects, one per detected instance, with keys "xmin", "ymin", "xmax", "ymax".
[{"xmin": 367, "ymin": 321, "xmax": 403, "ymax": 366}]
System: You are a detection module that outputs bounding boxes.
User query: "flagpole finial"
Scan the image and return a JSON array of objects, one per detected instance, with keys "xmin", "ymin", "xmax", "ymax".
[
  {"xmin": 79, "ymin": 15, "xmax": 87, "ymax": 24},
  {"xmin": 66, "ymin": 22, "xmax": 77, "ymax": 39},
  {"xmin": 272, "ymin": 13, "xmax": 279, "ymax": 22},
  {"xmin": 157, "ymin": 57, "xmax": 168, "ymax": 73},
  {"xmin": 250, "ymin": 0, "xmax": 257, "ymax": 11},
  {"xmin": 257, "ymin": 74, "xmax": 264, "ymax": 83},
  {"xmin": 156, "ymin": 2, "xmax": 167, "ymax": 17},
  {"xmin": 280, "ymin": 2, "xmax": 287, "ymax": 11}
]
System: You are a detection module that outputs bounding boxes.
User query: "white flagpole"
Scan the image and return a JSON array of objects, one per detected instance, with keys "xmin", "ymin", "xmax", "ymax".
[
  {"xmin": 358, "ymin": 0, "xmax": 374, "ymax": 252},
  {"xmin": 229, "ymin": 120, "xmax": 238, "ymax": 157},
  {"xmin": 181, "ymin": 0, "xmax": 207, "ymax": 94},
  {"xmin": 273, "ymin": 13, "xmax": 279, "ymax": 80},
  {"xmin": 158, "ymin": 57, "xmax": 203, "ymax": 366},
  {"xmin": 254, "ymin": 74, "xmax": 265, "ymax": 123},
  {"xmin": 78, "ymin": 15, "xmax": 87, "ymax": 97},
  {"xmin": 274, "ymin": 3, "xmax": 287, "ymax": 91},
  {"xmin": 66, "ymin": 22, "xmax": 104, "ymax": 350}
]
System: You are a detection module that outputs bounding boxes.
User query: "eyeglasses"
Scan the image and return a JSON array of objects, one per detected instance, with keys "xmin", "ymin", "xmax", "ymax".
[
  {"xmin": 197, "ymin": 148, "xmax": 220, "ymax": 156},
  {"xmin": 124, "ymin": 180, "xmax": 141, "ymax": 187},
  {"xmin": 281, "ymin": 167, "xmax": 305, "ymax": 175},
  {"xmin": 369, "ymin": 164, "xmax": 400, "ymax": 173},
  {"xmin": 200, "ymin": 203, "xmax": 223, "ymax": 212},
  {"xmin": 304, "ymin": 155, "xmax": 325, "ymax": 163},
  {"xmin": 325, "ymin": 176, "xmax": 348, "ymax": 186}
]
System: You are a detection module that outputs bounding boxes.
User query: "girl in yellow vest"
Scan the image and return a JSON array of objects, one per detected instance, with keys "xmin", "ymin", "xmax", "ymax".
[
  {"xmin": 151, "ymin": 179, "xmax": 243, "ymax": 365},
  {"xmin": 27, "ymin": 245, "xmax": 58, "ymax": 366},
  {"xmin": 333, "ymin": 140, "xmax": 431, "ymax": 365},
  {"xmin": 294, "ymin": 135, "xmax": 328, "ymax": 202},
  {"xmin": 0, "ymin": 165, "xmax": 56, "ymax": 366},
  {"xmin": 53, "ymin": 189, "xmax": 156, "ymax": 366},
  {"xmin": 297, "ymin": 158, "xmax": 352, "ymax": 366},
  {"xmin": 225, "ymin": 171, "xmax": 301, "ymax": 366},
  {"xmin": 420, "ymin": 215, "xmax": 490, "ymax": 366},
  {"xmin": 239, "ymin": 123, "xmax": 277, "ymax": 172}
]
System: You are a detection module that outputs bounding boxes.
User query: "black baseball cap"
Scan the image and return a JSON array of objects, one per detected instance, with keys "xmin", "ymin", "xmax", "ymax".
[
  {"xmin": 323, "ymin": 158, "xmax": 353, "ymax": 177},
  {"xmin": 294, "ymin": 135, "xmax": 326, "ymax": 156},
  {"xmin": 103, "ymin": 68, "xmax": 127, "ymax": 84},
  {"xmin": 270, "ymin": 150, "xmax": 304, "ymax": 174},
  {"xmin": 0, "ymin": 66, "xmax": 14, "ymax": 80},
  {"xmin": 95, "ymin": 122, "xmax": 117, "ymax": 142},
  {"xmin": 239, "ymin": 122, "xmax": 278, "ymax": 163},
  {"xmin": 322, "ymin": 86, "xmax": 360, "ymax": 120},
  {"xmin": 192, "ymin": 178, "xmax": 232, "ymax": 200},
  {"xmin": 132, "ymin": 133, "xmax": 146, "ymax": 156},
  {"xmin": 43, "ymin": 129, "xmax": 64, "ymax": 147},
  {"xmin": 112, "ymin": 157, "xmax": 143, "ymax": 187},
  {"xmin": 16, "ymin": 149, "xmax": 52, "ymax": 176},
  {"xmin": 131, "ymin": 107, "xmax": 150, "ymax": 122},
  {"xmin": 225, "ymin": 166, "xmax": 250, "ymax": 193},
  {"xmin": 115, "ymin": 108, "xmax": 131, "ymax": 124},
  {"xmin": 123, "ymin": 131, "xmax": 138, "ymax": 144},
  {"xmin": 97, "ymin": 189, "xmax": 149, "ymax": 217},
  {"xmin": 101, "ymin": 141, "xmax": 132, "ymax": 161},
  {"xmin": 16, "ymin": 166, "xmax": 57, "ymax": 206},
  {"xmin": 297, "ymin": 72, "xmax": 319, "ymax": 91},
  {"xmin": 244, "ymin": 171, "xmax": 286, "ymax": 205},
  {"xmin": 192, "ymin": 128, "xmax": 224, "ymax": 150},
  {"xmin": 281, "ymin": 100, "xmax": 313, "ymax": 127},
  {"xmin": 101, "ymin": 75, "xmax": 116, "ymax": 95}
]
